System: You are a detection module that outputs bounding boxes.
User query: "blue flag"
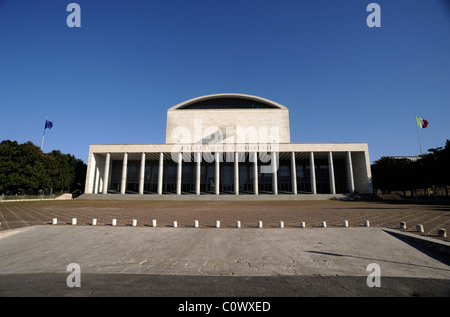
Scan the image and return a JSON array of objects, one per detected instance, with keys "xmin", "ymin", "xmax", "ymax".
[{"xmin": 45, "ymin": 119, "xmax": 53, "ymax": 130}]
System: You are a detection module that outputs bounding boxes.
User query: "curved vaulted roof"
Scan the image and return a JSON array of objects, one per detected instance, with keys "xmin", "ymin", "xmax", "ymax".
[{"xmin": 168, "ymin": 93, "xmax": 288, "ymax": 110}]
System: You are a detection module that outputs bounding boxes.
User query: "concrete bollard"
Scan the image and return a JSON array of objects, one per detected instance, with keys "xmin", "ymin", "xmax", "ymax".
[
  {"xmin": 72, "ymin": 218, "xmax": 77, "ymax": 225},
  {"xmin": 416, "ymin": 224, "xmax": 424, "ymax": 233},
  {"xmin": 279, "ymin": 221, "xmax": 284, "ymax": 228},
  {"xmin": 194, "ymin": 220, "xmax": 199, "ymax": 228},
  {"xmin": 321, "ymin": 221, "xmax": 327, "ymax": 228},
  {"xmin": 300, "ymin": 222, "xmax": 306, "ymax": 228},
  {"xmin": 438, "ymin": 228, "xmax": 447, "ymax": 238},
  {"xmin": 132, "ymin": 219, "xmax": 137, "ymax": 227},
  {"xmin": 173, "ymin": 221, "xmax": 177, "ymax": 228},
  {"xmin": 216, "ymin": 220, "xmax": 220, "ymax": 228},
  {"xmin": 400, "ymin": 222, "xmax": 407, "ymax": 229},
  {"xmin": 258, "ymin": 221, "xmax": 263, "ymax": 228},
  {"xmin": 152, "ymin": 219, "xmax": 157, "ymax": 227},
  {"xmin": 364, "ymin": 220, "xmax": 370, "ymax": 227},
  {"xmin": 343, "ymin": 220, "xmax": 349, "ymax": 227},
  {"xmin": 92, "ymin": 218, "xmax": 97, "ymax": 226},
  {"xmin": 52, "ymin": 218, "xmax": 58, "ymax": 225},
  {"xmin": 112, "ymin": 219, "xmax": 117, "ymax": 226},
  {"xmin": 236, "ymin": 221, "xmax": 241, "ymax": 228}
]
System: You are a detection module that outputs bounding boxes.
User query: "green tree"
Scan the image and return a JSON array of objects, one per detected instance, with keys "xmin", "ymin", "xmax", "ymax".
[
  {"xmin": 0, "ymin": 140, "xmax": 86, "ymax": 195},
  {"xmin": 371, "ymin": 139, "xmax": 450, "ymax": 198},
  {"xmin": 427, "ymin": 140, "xmax": 450, "ymax": 196}
]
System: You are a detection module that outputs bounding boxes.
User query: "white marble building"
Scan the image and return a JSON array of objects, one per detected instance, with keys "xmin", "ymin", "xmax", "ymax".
[{"xmin": 84, "ymin": 93, "xmax": 372, "ymax": 196}]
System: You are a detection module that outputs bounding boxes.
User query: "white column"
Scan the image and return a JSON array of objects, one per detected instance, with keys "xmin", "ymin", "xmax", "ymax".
[
  {"xmin": 291, "ymin": 152, "xmax": 297, "ymax": 195},
  {"xmin": 93, "ymin": 165, "xmax": 99, "ymax": 194},
  {"xmin": 139, "ymin": 152, "xmax": 145, "ymax": 195},
  {"xmin": 176, "ymin": 152, "xmax": 182, "ymax": 195},
  {"xmin": 310, "ymin": 152, "xmax": 317, "ymax": 194},
  {"xmin": 99, "ymin": 177, "xmax": 103, "ymax": 195},
  {"xmin": 120, "ymin": 152, "xmax": 128, "ymax": 194},
  {"xmin": 103, "ymin": 153, "xmax": 110, "ymax": 194},
  {"xmin": 196, "ymin": 152, "xmax": 201, "ymax": 195},
  {"xmin": 347, "ymin": 151, "xmax": 355, "ymax": 194},
  {"xmin": 253, "ymin": 152, "xmax": 259, "ymax": 195},
  {"xmin": 157, "ymin": 152, "xmax": 164, "ymax": 195},
  {"xmin": 85, "ymin": 154, "xmax": 96, "ymax": 194},
  {"xmin": 234, "ymin": 152, "xmax": 239, "ymax": 195},
  {"xmin": 328, "ymin": 151, "xmax": 336, "ymax": 194},
  {"xmin": 215, "ymin": 152, "xmax": 220, "ymax": 195},
  {"xmin": 272, "ymin": 152, "xmax": 278, "ymax": 195}
]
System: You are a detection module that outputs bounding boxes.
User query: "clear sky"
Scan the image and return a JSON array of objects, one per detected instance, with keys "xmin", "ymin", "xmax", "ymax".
[{"xmin": 1, "ymin": 0, "xmax": 449, "ymax": 164}]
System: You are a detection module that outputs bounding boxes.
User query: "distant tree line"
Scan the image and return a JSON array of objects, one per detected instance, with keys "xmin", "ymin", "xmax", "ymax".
[
  {"xmin": 371, "ymin": 139, "xmax": 450, "ymax": 198},
  {"xmin": 0, "ymin": 140, "xmax": 86, "ymax": 195}
]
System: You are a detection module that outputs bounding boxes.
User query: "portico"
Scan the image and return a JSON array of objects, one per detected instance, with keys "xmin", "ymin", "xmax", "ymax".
[{"xmin": 85, "ymin": 143, "xmax": 372, "ymax": 196}]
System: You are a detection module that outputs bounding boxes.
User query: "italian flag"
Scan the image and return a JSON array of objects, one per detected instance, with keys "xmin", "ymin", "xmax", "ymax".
[{"xmin": 416, "ymin": 115, "xmax": 428, "ymax": 128}]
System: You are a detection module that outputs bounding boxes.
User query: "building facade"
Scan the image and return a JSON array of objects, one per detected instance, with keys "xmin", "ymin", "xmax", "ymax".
[{"xmin": 84, "ymin": 94, "xmax": 373, "ymax": 196}]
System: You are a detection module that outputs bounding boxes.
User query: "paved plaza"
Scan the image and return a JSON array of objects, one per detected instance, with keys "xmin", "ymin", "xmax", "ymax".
[
  {"xmin": 0, "ymin": 199, "xmax": 449, "ymax": 237},
  {"xmin": 0, "ymin": 199, "xmax": 449, "ymax": 296}
]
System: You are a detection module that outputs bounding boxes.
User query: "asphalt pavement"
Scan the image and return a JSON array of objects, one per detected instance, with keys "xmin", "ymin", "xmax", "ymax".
[{"xmin": 0, "ymin": 225, "xmax": 449, "ymax": 297}]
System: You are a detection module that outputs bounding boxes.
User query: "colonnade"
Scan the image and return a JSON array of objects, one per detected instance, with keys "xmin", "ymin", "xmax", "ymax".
[{"xmin": 90, "ymin": 151, "xmax": 357, "ymax": 195}]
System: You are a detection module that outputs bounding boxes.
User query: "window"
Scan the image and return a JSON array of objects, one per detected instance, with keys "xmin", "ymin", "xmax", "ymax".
[{"xmin": 179, "ymin": 98, "xmax": 278, "ymax": 110}]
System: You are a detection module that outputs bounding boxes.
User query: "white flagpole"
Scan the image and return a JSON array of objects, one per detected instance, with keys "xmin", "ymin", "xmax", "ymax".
[
  {"xmin": 41, "ymin": 116, "xmax": 47, "ymax": 151},
  {"xmin": 415, "ymin": 113, "xmax": 423, "ymax": 155}
]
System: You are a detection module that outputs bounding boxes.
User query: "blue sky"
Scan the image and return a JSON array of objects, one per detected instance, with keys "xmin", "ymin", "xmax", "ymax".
[{"xmin": 0, "ymin": 0, "xmax": 449, "ymax": 164}]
